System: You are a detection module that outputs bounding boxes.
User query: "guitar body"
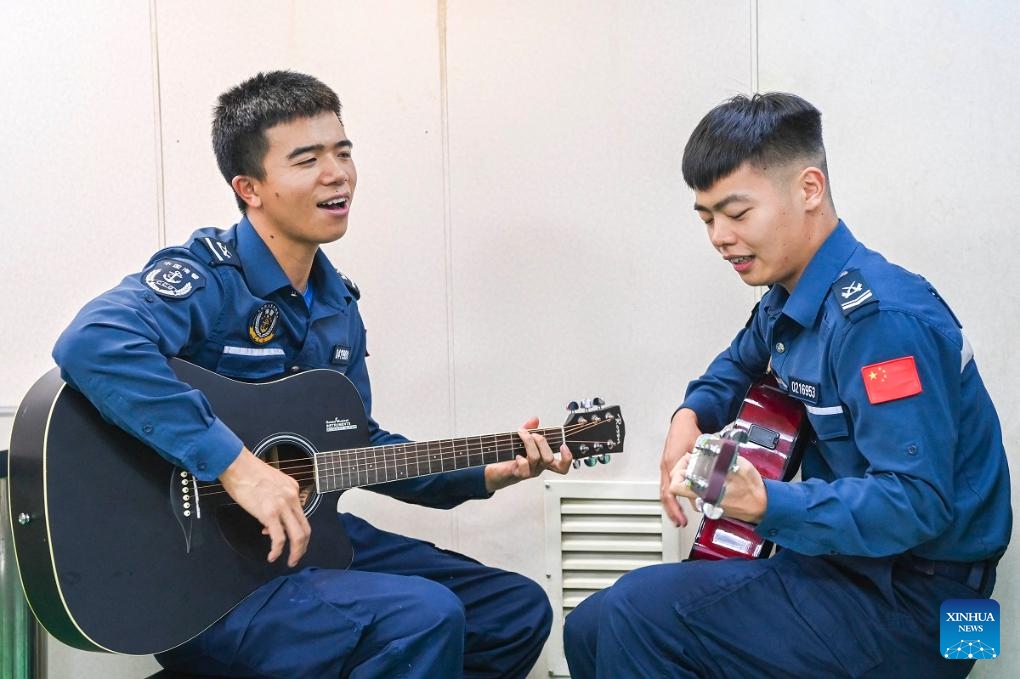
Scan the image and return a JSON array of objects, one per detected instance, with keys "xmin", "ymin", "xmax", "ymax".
[
  {"xmin": 688, "ymin": 376, "xmax": 809, "ymax": 561},
  {"xmin": 9, "ymin": 360, "xmax": 624, "ymax": 655},
  {"xmin": 8, "ymin": 360, "xmax": 367, "ymax": 654}
]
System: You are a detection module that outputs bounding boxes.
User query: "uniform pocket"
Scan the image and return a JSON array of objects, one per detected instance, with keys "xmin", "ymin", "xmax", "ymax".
[
  {"xmin": 215, "ymin": 346, "xmax": 286, "ymax": 379},
  {"xmin": 807, "ymin": 406, "xmax": 849, "ymax": 440}
]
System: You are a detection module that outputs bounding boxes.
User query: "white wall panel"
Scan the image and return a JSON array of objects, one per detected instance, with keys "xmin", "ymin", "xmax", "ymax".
[
  {"xmin": 442, "ymin": 0, "xmax": 753, "ymax": 579},
  {"xmin": 0, "ymin": 1, "xmax": 160, "ymax": 407}
]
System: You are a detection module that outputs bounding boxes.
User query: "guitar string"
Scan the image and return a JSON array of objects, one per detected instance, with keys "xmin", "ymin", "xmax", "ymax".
[
  {"xmin": 218, "ymin": 419, "xmax": 604, "ymax": 479},
  {"xmin": 192, "ymin": 420, "xmax": 612, "ymax": 498},
  {"xmin": 193, "ymin": 444, "xmax": 616, "ymax": 501},
  {"xmin": 189, "ymin": 419, "xmax": 617, "ymax": 500}
]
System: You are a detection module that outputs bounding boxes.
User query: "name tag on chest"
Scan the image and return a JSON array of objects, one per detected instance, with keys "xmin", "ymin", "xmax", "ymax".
[
  {"xmin": 331, "ymin": 344, "xmax": 353, "ymax": 366},
  {"xmin": 788, "ymin": 377, "xmax": 820, "ymax": 405}
]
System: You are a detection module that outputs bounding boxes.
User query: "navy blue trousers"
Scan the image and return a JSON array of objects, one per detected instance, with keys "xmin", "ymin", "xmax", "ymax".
[
  {"xmin": 157, "ymin": 513, "xmax": 552, "ymax": 679},
  {"xmin": 564, "ymin": 549, "xmax": 994, "ymax": 678}
]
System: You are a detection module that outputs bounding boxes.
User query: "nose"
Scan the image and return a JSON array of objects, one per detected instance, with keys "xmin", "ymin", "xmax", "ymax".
[
  {"xmin": 322, "ymin": 156, "xmax": 350, "ymax": 186},
  {"xmin": 708, "ymin": 220, "xmax": 735, "ymax": 250}
]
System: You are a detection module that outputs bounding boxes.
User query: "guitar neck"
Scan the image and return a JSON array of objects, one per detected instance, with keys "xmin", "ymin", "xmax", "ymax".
[{"xmin": 314, "ymin": 426, "xmax": 565, "ymax": 492}]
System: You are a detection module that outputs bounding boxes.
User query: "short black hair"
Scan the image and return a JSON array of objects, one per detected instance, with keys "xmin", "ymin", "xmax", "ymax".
[
  {"xmin": 682, "ymin": 92, "xmax": 826, "ymax": 191},
  {"xmin": 212, "ymin": 71, "xmax": 343, "ymax": 212}
]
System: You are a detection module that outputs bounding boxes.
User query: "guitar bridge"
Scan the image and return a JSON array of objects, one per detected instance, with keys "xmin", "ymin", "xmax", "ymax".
[
  {"xmin": 179, "ymin": 470, "xmax": 201, "ymax": 519},
  {"xmin": 169, "ymin": 467, "xmax": 198, "ymax": 553}
]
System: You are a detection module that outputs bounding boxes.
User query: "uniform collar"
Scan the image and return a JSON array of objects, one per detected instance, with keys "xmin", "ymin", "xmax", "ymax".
[
  {"xmin": 771, "ymin": 220, "xmax": 860, "ymax": 327},
  {"xmin": 235, "ymin": 216, "xmax": 352, "ymax": 309}
]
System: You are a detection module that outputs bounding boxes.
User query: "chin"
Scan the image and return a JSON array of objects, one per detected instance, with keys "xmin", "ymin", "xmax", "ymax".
[
  {"xmin": 737, "ymin": 273, "xmax": 763, "ymax": 287},
  {"xmin": 320, "ymin": 221, "xmax": 348, "ymax": 243}
]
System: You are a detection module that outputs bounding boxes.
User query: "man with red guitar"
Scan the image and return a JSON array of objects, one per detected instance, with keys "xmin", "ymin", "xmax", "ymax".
[
  {"xmin": 564, "ymin": 93, "xmax": 1011, "ymax": 677},
  {"xmin": 52, "ymin": 71, "xmax": 573, "ymax": 678}
]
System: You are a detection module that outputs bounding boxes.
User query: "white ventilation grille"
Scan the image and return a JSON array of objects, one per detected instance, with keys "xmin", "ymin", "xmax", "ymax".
[{"xmin": 543, "ymin": 480, "xmax": 692, "ymax": 678}]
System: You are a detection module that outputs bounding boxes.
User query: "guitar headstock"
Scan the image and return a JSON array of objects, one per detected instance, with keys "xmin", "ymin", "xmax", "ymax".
[
  {"xmin": 683, "ymin": 429, "xmax": 748, "ymax": 518},
  {"xmin": 561, "ymin": 398, "xmax": 624, "ymax": 467}
]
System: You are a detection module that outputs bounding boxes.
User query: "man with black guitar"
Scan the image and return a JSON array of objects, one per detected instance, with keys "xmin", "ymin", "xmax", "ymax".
[
  {"xmin": 563, "ymin": 93, "xmax": 1011, "ymax": 677},
  {"xmin": 51, "ymin": 70, "xmax": 573, "ymax": 678}
]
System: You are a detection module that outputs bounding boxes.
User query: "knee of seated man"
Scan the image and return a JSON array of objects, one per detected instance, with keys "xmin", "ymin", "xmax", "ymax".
[
  {"xmin": 404, "ymin": 577, "xmax": 467, "ymax": 634},
  {"xmin": 599, "ymin": 564, "xmax": 675, "ymax": 618},
  {"xmin": 563, "ymin": 594, "xmax": 599, "ymax": 643},
  {"xmin": 509, "ymin": 574, "xmax": 554, "ymax": 635}
]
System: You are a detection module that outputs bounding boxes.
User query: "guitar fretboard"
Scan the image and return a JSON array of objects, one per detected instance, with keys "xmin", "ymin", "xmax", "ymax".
[{"xmin": 314, "ymin": 427, "xmax": 566, "ymax": 492}]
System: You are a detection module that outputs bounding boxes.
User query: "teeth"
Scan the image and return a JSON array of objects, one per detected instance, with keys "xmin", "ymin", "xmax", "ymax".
[{"xmin": 319, "ymin": 197, "xmax": 347, "ymax": 208}]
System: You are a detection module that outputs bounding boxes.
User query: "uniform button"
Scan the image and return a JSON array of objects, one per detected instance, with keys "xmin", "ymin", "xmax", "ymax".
[
  {"xmin": 142, "ymin": 424, "xmax": 153, "ymax": 434},
  {"xmin": 775, "ymin": 342, "xmax": 786, "ymax": 354},
  {"xmin": 291, "ymin": 366, "xmax": 300, "ymax": 373},
  {"xmin": 768, "ymin": 529, "xmax": 778, "ymax": 537},
  {"xmin": 907, "ymin": 444, "xmax": 918, "ymax": 455},
  {"xmin": 198, "ymin": 463, "xmax": 207, "ymax": 471}
]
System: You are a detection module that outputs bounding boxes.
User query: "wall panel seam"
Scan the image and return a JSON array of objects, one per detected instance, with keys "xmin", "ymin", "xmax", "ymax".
[
  {"xmin": 749, "ymin": 0, "xmax": 759, "ymax": 94},
  {"xmin": 437, "ymin": 0, "xmax": 459, "ymax": 549},
  {"xmin": 149, "ymin": 0, "xmax": 167, "ymax": 249},
  {"xmin": 437, "ymin": 0, "xmax": 457, "ymax": 436}
]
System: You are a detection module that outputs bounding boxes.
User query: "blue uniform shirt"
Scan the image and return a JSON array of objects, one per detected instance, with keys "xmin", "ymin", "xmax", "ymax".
[
  {"xmin": 682, "ymin": 221, "xmax": 1011, "ymax": 562},
  {"xmin": 53, "ymin": 217, "xmax": 488, "ymax": 508}
]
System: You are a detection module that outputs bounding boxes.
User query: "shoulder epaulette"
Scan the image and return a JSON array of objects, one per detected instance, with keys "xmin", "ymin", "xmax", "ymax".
[
  {"xmin": 925, "ymin": 281, "xmax": 963, "ymax": 328},
  {"xmin": 337, "ymin": 270, "xmax": 360, "ymax": 300},
  {"xmin": 831, "ymin": 269, "xmax": 878, "ymax": 322},
  {"xmin": 190, "ymin": 236, "xmax": 241, "ymax": 268}
]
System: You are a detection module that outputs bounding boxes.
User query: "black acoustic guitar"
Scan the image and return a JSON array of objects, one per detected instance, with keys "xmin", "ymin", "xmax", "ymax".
[{"xmin": 7, "ymin": 359, "xmax": 624, "ymax": 655}]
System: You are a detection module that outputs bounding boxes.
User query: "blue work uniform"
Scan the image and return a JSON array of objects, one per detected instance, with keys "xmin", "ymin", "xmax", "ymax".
[
  {"xmin": 564, "ymin": 221, "xmax": 1011, "ymax": 678},
  {"xmin": 53, "ymin": 217, "xmax": 551, "ymax": 679}
]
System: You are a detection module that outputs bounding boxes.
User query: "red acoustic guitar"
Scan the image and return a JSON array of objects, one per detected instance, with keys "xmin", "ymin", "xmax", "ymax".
[{"xmin": 684, "ymin": 375, "xmax": 809, "ymax": 561}]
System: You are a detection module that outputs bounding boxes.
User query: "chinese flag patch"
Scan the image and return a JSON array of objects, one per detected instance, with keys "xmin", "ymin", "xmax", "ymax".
[{"xmin": 861, "ymin": 356, "xmax": 922, "ymax": 404}]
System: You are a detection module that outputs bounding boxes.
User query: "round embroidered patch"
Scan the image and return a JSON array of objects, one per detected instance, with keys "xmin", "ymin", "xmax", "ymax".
[
  {"xmin": 143, "ymin": 259, "xmax": 204, "ymax": 298},
  {"xmin": 248, "ymin": 302, "xmax": 280, "ymax": 344}
]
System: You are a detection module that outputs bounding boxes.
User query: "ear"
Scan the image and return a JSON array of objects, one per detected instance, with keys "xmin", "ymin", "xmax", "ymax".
[
  {"xmin": 231, "ymin": 175, "xmax": 262, "ymax": 210},
  {"xmin": 798, "ymin": 166, "xmax": 827, "ymax": 210}
]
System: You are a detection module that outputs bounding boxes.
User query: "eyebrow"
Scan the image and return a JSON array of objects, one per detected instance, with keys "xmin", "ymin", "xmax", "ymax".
[
  {"xmin": 693, "ymin": 193, "xmax": 752, "ymax": 213},
  {"xmin": 286, "ymin": 139, "xmax": 354, "ymax": 161}
]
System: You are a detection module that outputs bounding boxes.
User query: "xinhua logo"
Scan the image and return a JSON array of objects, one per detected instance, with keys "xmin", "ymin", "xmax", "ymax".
[{"xmin": 941, "ymin": 599, "xmax": 1000, "ymax": 660}]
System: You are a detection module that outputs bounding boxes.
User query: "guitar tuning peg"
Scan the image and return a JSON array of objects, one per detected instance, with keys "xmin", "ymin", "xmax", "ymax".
[
  {"xmin": 571, "ymin": 459, "xmax": 582, "ymax": 469},
  {"xmin": 566, "ymin": 401, "xmax": 580, "ymax": 412},
  {"xmin": 583, "ymin": 457, "xmax": 598, "ymax": 467},
  {"xmin": 598, "ymin": 453, "xmax": 611, "ymax": 464},
  {"xmin": 579, "ymin": 398, "xmax": 593, "ymax": 410},
  {"xmin": 592, "ymin": 397, "xmax": 605, "ymax": 407}
]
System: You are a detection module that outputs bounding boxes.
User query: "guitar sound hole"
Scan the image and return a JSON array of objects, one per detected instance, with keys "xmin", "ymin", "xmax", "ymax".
[
  {"xmin": 216, "ymin": 435, "xmax": 320, "ymax": 563},
  {"xmin": 263, "ymin": 442, "xmax": 318, "ymax": 512}
]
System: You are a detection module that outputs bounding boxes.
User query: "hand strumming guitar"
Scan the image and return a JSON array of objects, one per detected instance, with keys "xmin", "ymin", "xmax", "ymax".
[
  {"xmin": 668, "ymin": 449, "xmax": 769, "ymax": 524},
  {"xmin": 219, "ymin": 447, "xmax": 311, "ymax": 567}
]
